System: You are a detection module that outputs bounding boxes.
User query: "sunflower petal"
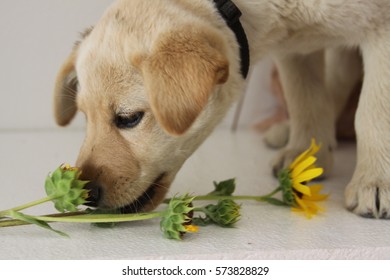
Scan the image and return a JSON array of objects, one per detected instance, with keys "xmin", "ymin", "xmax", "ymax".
[
  {"xmin": 306, "ymin": 200, "xmax": 322, "ymax": 211},
  {"xmin": 291, "ymin": 207, "xmax": 312, "ymax": 218},
  {"xmin": 184, "ymin": 225, "xmax": 199, "ymax": 233},
  {"xmin": 294, "ymin": 168, "xmax": 323, "ymax": 183},
  {"xmin": 291, "ymin": 156, "xmax": 317, "ymax": 179},
  {"xmin": 294, "ymin": 195, "xmax": 314, "ymax": 218},
  {"xmin": 294, "ymin": 194, "xmax": 308, "ymax": 211},
  {"xmin": 289, "ymin": 150, "xmax": 310, "ymax": 170},
  {"xmin": 309, "ymin": 184, "xmax": 324, "ymax": 193},
  {"xmin": 293, "ymin": 194, "xmax": 325, "ymax": 218},
  {"xmin": 303, "ymin": 184, "xmax": 329, "ymax": 200},
  {"xmin": 289, "ymin": 139, "xmax": 321, "ymax": 170},
  {"xmin": 306, "ymin": 138, "xmax": 321, "ymax": 157},
  {"xmin": 303, "ymin": 192, "xmax": 329, "ymax": 201},
  {"xmin": 292, "ymin": 182, "xmax": 312, "ymax": 196}
]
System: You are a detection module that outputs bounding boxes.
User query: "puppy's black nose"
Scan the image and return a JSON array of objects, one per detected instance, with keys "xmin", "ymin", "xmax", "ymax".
[{"xmin": 84, "ymin": 181, "xmax": 101, "ymax": 207}]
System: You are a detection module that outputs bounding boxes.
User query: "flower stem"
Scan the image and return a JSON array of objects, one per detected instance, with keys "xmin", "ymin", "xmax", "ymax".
[
  {"xmin": 0, "ymin": 211, "xmax": 164, "ymax": 229},
  {"xmin": 192, "ymin": 195, "xmax": 265, "ymax": 201},
  {"xmin": 0, "ymin": 219, "xmax": 29, "ymax": 227},
  {"xmin": 0, "ymin": 211, "xmax": 88, "ymax": 228},
  {"xmin": 0, "ymin": 196, "xmax": 55, "ymax": 217},
  {"xmin": 31, "ymin": 211, "xmax": 164, "ymax": 223},
  {"xmin": 188, "ymin": 187, "xmax": 283, "ymax": 202}
]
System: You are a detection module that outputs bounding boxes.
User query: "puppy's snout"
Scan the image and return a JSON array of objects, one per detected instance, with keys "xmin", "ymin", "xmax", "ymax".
[{"xmin": 84, "ymin": 181, "xmax": 102, "ymax": 207}]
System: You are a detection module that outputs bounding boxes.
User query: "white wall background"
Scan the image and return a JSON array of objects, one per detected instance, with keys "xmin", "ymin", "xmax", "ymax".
[{"xmin": 0, "ymin": 0, "xmax": 276, "ymax": 131}]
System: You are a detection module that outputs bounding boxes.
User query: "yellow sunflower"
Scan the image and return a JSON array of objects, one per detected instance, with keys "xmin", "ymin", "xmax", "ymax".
[
  {"xmin": 292, "ymin": 184, "xmax": 329, "ymax": 218},
  {"xmin": 278, "ymin": 139, "xmax": 328, "ymax": 218},
  {"xmin": 289, "ymin": 139, "xmax": 324, "ymax": 195}
]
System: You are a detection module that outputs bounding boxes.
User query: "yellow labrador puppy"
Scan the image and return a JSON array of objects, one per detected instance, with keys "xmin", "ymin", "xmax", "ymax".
[{"xmin": 54, "ymin": 0, "xmax": 390, "ymax": 218}]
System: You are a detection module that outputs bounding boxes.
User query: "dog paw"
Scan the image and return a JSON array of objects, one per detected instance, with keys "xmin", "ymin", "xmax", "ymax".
[
  {"xmin": 263, "ymin": 120, "xmax": 289, "ymax": 149},
  {"xmin": 272, "ymin": 142, "xmax": 333, "ymax": 178},
  {"xmin": 345, "ymin": 179, "xmax": 390, "ymax": 219}
]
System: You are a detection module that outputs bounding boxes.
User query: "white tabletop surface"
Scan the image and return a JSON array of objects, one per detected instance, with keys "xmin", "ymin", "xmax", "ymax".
[{"xmin": 1, "ymin": 128, "xmax": 389, "ymax": 260}]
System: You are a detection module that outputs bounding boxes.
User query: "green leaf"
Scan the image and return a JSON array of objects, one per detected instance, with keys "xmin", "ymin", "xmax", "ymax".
[
  {"xmin": 62, "ymin": 169, "xmax": 78, "ymax": 180},
  {"xmin": 72, "ymin": 180, "xmax": 88, "ymax": 190},
  {"xmin": 57, "ymin": 180, "xmax": 71, "ymax": 195},
  {"xmin": 54, "ymin": 201, "xmax": 65, "ymax": 212},
  {"xmin": 8, "ymin": 211, "xmax": 68, "ymax": 237},
  {"xmin": 170, "ymin": 214, "xmax": 185, "ymax": 224},
  {"xmin": 209, "ymin": 178, "xmax": 236, "ymax": 196},
  {"xmin": 44, "ymin": 177, "xmax": 56, "ymax": 196},
  {"xmin": 51, "ymin": 168, "xmax": 62, "ymax": 183},
  {"xmin": 74, "ymin": 197, "xmax": 87, "ymax": 206}
]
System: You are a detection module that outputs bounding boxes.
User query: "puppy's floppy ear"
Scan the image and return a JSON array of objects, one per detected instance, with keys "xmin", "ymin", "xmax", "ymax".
[
  {"xmin": 54, "ymin": 27, "xmax": 94, "ymax": 126},
  {"xmin": 53, "ymin": 47, "xmax": 79, "ymax": 126},
  {"xmin": 136, "ymin": 27, "xmax": 229, "ymax": 135}
]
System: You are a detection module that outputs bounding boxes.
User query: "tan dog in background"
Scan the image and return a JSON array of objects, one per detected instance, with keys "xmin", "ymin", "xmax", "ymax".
[{"xmin": 54, "ymin": 0, "xmax": 390, "ymax": 218}]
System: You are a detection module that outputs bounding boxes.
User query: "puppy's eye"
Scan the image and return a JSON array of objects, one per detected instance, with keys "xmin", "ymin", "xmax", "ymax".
[{"xmin": 115, "ymin": 111, "xmax": 144, "ymax": 129}]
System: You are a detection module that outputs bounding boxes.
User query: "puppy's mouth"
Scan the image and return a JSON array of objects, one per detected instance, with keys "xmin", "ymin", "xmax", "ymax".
[{"xmin": 119, "ymin": 173, "xmax": 166, "ymax": 214}]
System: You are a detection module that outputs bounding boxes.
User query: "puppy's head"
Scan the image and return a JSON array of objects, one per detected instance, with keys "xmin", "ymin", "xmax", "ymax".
[{"xmin": 53, "ymin": 11, "xmax": 230, "ymax": 212}]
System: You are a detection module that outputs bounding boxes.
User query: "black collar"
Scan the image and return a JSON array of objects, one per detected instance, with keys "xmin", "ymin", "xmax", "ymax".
[{"xmin": 212, "ymin": 0, "xmax": 250, "ymax": 79}]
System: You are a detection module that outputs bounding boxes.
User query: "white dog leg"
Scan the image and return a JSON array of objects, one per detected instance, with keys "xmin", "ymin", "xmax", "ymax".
[
  {"xmin": 265, "ymin": 48, "xmax": 361, "ymax": 150},
  {"xmin": 345, "ymin": 36, "xmax": 390, "ymax": 219},
  {"xmin": 272, "ymin": 50, "xmax": 336, "ymax": 177},
  {"xmin": 325, "ymin": 47, "xmax": 362, "ymax": 119}
]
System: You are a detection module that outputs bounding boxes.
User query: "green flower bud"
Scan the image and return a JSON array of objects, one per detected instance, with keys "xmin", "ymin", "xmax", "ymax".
[
  {"xmin": 45, "ymin": 164, "xmax": 89, "ymax": 212},
  {"xmin": 160, "ymin": 194, "xmax": 194, "ymax": 240},
  {"xmin": 196, "ymin": 199, "xmax": 241, "ymax": 227}
]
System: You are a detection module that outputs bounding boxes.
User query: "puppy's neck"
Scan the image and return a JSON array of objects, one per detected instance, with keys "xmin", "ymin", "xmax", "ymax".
[{"xmin": 227, "ymin": 0, "xmax": 286, "ymax": 62}]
